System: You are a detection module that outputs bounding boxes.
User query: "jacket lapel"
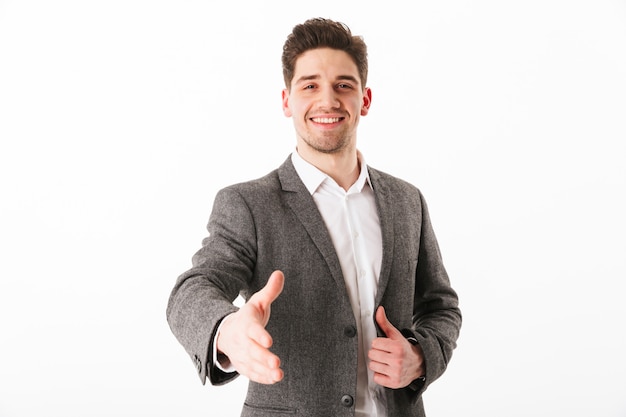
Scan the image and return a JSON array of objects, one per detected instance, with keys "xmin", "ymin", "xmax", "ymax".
[
  {"xmin": 278, "ymin": 157, "xmax": 348, "ymax": 296},
  {"xmin": 368, "ymin": 167, "xmax": 395, "ymax": 306}
]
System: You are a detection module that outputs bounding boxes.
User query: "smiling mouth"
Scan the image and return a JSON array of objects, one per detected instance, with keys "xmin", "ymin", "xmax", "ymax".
[{"xmin": 310, "ymin": 117, "xmax": 344, "ymax": 124}]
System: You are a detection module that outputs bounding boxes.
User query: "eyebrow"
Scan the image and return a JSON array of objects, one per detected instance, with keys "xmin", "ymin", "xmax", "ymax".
[{"xmin": 294, "ymin": 74, "xmax": 360, "ymax": 85}]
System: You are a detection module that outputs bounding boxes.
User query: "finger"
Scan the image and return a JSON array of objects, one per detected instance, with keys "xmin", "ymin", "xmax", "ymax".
[
  {"xmin": 375, "ymin": 306, "xmax": 403, "ymax": 339},
  {"xmin": 234, "ymin": 342, "xmax": 283, "ymax": 384},
  {"xmin": 368, "ymin": 343, "xmax": 392, "ymax": 363},
  {"xmin": 368, "ymin": 348, "xmax": 408, "ymax": 389},
  {"xmin": 221, "ymin": 327, "xmax": 284, "ymax": 384},
  {"xmin": 372, "ymin": 372, "xmax": 402, "ymax": 390},
  {"xmin": 251, "ymin": 270, "xmax": 285, "ymax": 314},
  {"xmin": 246, "ymin": 361, "xmax": 284, "ymax": 385},
  {"xmin": 245, "ymin": 341, "xmax": 283, "ymax": 383},
  {"xmin": 249, "ymin": 367, "xmax": 284, "ymax": 385},
  {"xmin": 247, "ymin": 321, "xmax": 274, "ymax": 349},
  {"xmin": 242, "ymin": 338, "xmax": 282, "ymax": 370}
]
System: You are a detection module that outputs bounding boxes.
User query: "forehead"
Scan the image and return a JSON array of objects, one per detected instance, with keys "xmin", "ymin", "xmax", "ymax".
[{"xmin": 292, "ymin": 47, "xmax": 361, "ymax": 84}]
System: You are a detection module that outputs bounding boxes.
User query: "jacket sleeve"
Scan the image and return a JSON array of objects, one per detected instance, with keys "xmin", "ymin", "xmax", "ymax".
[
  {"xmin": 166, "ymin": 187, "xmax": 256, "ymax": 385},
  {"xmin": 406, "ymin": 190, "xmax": 462, "ymax": 394}
]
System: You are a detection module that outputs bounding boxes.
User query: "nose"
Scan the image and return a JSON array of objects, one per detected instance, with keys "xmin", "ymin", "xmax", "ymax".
[{"xmin": 318, "ymin": 85, "xmax": 340, "ymax": 109}]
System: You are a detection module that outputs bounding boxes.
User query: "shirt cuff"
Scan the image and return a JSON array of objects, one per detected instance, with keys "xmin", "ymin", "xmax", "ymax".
[{"xmin": 213, "ymin": 314, "xmax": 236, "ymax": 373}]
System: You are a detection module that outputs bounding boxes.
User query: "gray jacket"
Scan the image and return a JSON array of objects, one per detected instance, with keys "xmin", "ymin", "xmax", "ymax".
[{"xmin": 166, "ymin": 156, "xmax": 461, "ymax": 417}]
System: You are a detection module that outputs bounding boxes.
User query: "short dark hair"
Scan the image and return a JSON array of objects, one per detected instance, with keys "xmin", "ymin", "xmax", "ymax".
[{"xmin": 281, "ymin": 18, "xmax": 368, "ymax": 90}]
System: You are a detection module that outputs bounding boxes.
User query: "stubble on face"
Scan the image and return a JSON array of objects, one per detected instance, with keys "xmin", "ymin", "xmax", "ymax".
[{"xmin": 297, "ymin": 119, "xmax": 352, "ymax": 155}]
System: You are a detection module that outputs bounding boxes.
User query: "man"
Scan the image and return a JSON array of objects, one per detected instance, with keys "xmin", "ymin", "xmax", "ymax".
[{"xmin": 167, "ymin": 17, "xmax": 461, "ymax": 417}]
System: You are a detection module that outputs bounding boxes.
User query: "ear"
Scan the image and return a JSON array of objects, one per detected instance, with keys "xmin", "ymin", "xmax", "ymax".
[
  {"xmin": 282, "ymin": 89, "xmax": 292, "ymax": 117},
  {"xmin": 361, "ymin": 87, "xmax": 372, "ymax": 116}
]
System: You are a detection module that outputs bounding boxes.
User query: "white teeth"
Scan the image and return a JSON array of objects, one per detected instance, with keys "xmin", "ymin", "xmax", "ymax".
[{"xmin": 312, "ymin": 117, "xmax": 341, "ymax": 124}]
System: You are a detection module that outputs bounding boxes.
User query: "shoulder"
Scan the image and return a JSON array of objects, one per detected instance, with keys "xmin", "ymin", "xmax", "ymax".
[
  {"xmin": 367, "ymin": 166, "xmax": 423, "ymax": 197},
  {"xmin": 226, "ymin": 169, "xmax": 280, "ymax": 192},
  {"xmin": 220, "ymin": 155, "xmax": 303, "ymax": 195},
  {"xmin": 214, "ymin": 156, "xmax": 297, "ymax": 207},
  {"xmin": 214, "ymin": 169, "xmax": 281, "ymax": 208},
  {"xmin": 367, "ymin": 166, "xmax": 434, "ymax": 219}
]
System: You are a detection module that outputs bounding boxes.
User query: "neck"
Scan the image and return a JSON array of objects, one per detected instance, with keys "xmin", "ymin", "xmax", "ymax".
[{"xmin": 296, "ymin": 145, "xmax": 360, "ymax": 191}]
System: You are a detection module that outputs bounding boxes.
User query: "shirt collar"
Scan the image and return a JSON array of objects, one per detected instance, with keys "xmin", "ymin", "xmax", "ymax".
[{"xmin": 291, "ymin": 149, "xmax": 372, "ymax": 195}]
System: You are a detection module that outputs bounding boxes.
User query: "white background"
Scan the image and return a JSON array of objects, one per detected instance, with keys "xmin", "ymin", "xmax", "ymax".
[{"xmin": 1, "ymin": 1, "xmax": 625, "ymax": 416}]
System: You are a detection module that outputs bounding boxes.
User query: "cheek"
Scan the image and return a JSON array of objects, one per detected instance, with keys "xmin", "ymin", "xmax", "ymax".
[{"xmin": 289, "ymin": 101, "xmax": 308, "ymax": 119}]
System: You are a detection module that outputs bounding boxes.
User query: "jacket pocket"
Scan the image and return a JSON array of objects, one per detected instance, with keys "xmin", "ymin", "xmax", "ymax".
[{"xmin": 242, "ymin": 402, "xmax": 297, "ymax": 416}]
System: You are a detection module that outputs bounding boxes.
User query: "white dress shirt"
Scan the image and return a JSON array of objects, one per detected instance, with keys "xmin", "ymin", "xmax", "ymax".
[
  {"xmin": 291, "ymin": 150, "xmax": 386, "ymax": 417},
  {"xmin": 214, "ymin": 150, "xmax": 386, "ymax": 416}
]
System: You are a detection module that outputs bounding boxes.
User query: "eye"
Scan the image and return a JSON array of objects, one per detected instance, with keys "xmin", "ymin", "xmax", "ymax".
[
  {"xmin": 303, "ymin": 84, "xmax": 316, "ymax": 90},
  {"xmin": 337, "ymin": 83, "xmax": 353, "ymax": 89}
]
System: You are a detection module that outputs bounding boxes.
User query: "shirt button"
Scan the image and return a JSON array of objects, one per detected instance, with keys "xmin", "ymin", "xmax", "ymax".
[
  {"xmin": 343, "ymin": 325, "xmax": 356, "ymax": 338},
  {"xmin": 341, "ymin": 394, "xmax": 354, "ymax": 407}
]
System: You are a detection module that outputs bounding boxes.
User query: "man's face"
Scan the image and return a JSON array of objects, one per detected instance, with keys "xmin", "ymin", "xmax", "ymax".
[{"xmin": 282, "ymin": 48, "xmax": 371, "ymax": 156}]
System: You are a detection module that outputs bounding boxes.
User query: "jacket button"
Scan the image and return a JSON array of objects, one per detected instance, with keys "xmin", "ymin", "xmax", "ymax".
[
  {"xmin": 341, "ymin": 394, "xmax": 354, "ymax": 407},
  {"xmin": 343, "ymin": 325, "xmax": 356, "ymax": 338}
]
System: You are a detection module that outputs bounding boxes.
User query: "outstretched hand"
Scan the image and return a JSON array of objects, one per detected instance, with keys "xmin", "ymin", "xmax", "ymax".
[
  {"xmin": 216, "ymin": 270, "xmax": 285, "ymax": 384},
  {"xmin": 368, "ymin": 306, "xmax": 425, "ymax": 389}
]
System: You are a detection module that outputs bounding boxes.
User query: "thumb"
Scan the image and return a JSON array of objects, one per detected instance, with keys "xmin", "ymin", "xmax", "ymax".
[
  {"xmin": 375, "ymin": 306, "xmax": 403, "ymax": 339},
  {"xmin": 251, "ymin": 270, "xmax": 284, "ymax": 315}
]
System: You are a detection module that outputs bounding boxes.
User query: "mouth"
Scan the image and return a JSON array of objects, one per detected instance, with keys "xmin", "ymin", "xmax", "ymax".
[{"xmin": 310, "ymin": 116, "xmax": 345, "ymax": 124}]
